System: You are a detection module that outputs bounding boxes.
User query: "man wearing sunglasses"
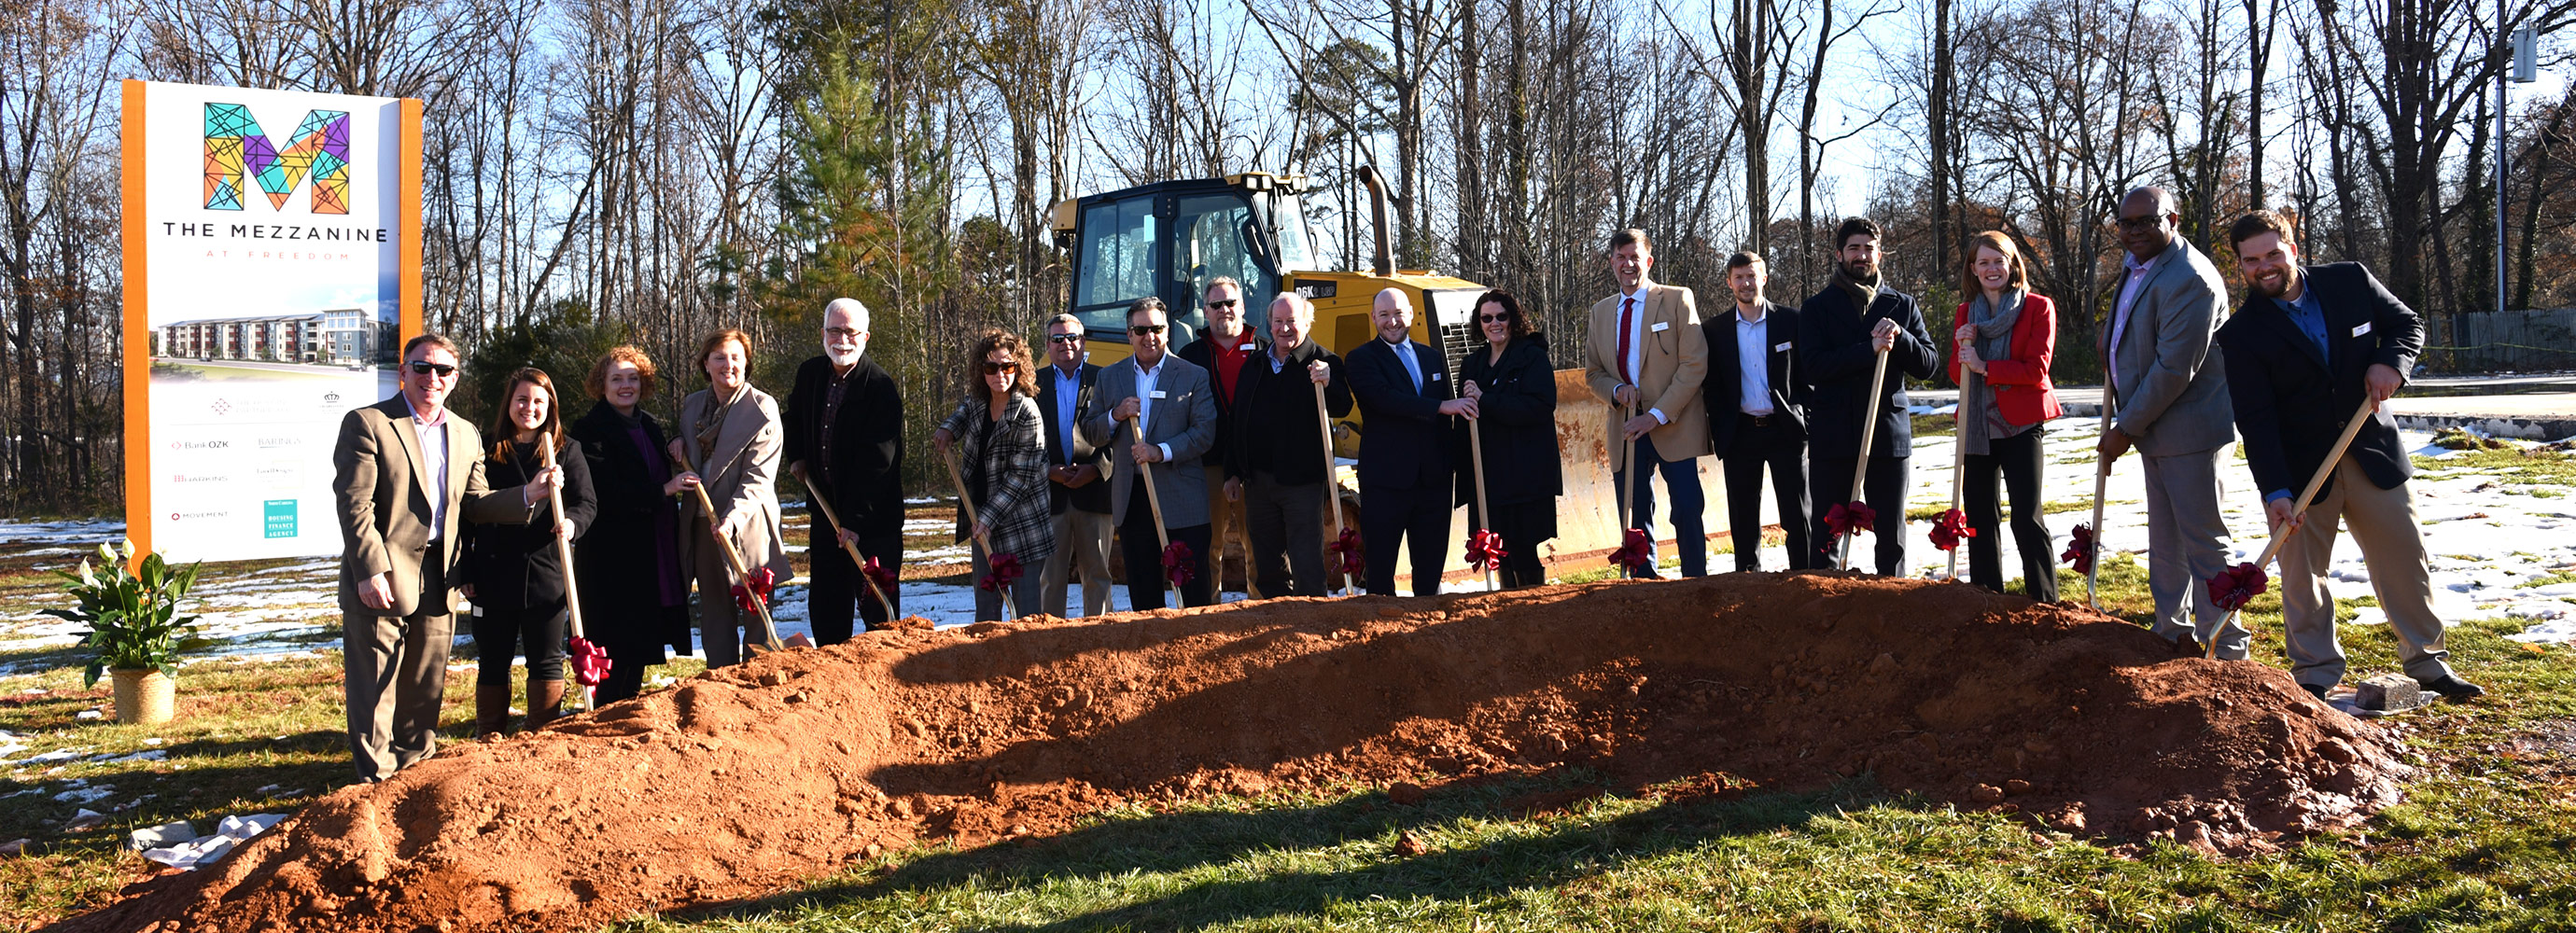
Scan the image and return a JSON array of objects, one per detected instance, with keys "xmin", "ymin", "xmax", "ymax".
[
  {"xmin": 1036, "ymin": 313, "xmax": 1113, "ymax": 617},
  {"xmin": 332, "ymin": 333, "xmax": 559, "ymax": 782},
  {"xmin": 1082, "ymin": 297, "xmax": 1220, "ymax": 609},
  {"xmin": 1177, "ymin": 277, "xmax": 1263, "ymax": 599},
  {"xmin": 786, "ymin": 297, "xmax": 906, "ymax": 644},
  {"xmin": 2099, "ymin": 186, "xmax": 2238, "ymax": 657}
]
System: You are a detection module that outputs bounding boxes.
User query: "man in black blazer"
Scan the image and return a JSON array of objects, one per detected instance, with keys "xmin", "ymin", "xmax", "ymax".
[
  {"xmin": 1036, "ymin": 313, "xmax": 1114, "ymax": 617},
  {"xmin": 1799, "ymin": 218, "xmax": 1939, "ymax": 574},
  {"xmin": 1225, "ymin": 292, "xmax": 1353, "ymax": 597},
  {"xmin": 784, "ymin": 298, "xmax": 905, "ymax": 643},
  {"xmin": 2218, "ymin": 211, "xmax": 2483, "ymax": 703},
  {"xmin": 1705, "ymin": 251, "xmax": 1812, "ymax": 572},
  {"xmin": 1347, "ymin": 287, "xmax": 1476, "ymax": 596}
]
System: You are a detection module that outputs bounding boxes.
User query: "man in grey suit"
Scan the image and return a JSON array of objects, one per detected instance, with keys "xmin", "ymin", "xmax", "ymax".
[
  {"xmin": 332, "ymin": 334, "xmax": 555, "ymax": 781},
  {"xmin": 1083, "ymin": 298, "xmax": 1221, "ymax": 609},
  {"xmin": 2097, "ymin": 187, "xmax": 2240, "ymax": 657}
]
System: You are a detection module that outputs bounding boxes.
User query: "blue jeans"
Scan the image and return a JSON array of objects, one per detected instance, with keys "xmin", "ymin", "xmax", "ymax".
[{"xmin": 1615, "ymin": 434, "xmax": 1707, "ymax": 578}]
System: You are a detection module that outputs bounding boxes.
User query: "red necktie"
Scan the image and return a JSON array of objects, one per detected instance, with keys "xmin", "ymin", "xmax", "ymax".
[{"xmin": 1617, "ymin": 296, "xmax": 1637, "ymax": 383}]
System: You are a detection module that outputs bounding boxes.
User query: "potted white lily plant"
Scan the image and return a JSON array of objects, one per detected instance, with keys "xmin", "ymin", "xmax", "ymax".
[{"xmin": 44, "ymin": 541, "xmax": 205, "ymax": 725}]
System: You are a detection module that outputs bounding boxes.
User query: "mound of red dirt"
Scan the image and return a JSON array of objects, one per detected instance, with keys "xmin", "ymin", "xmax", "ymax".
[{"xmin": 56, "ymin": 574, "xmax": 2411, "ymax": 933}]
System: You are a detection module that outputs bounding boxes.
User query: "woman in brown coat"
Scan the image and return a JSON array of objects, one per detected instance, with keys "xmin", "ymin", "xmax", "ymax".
[{"xmin": 672, "ymin": 328, "xmax": 792, "ymax": 667}]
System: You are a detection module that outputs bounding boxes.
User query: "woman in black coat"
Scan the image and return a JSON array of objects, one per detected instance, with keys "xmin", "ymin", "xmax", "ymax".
[
  {"xmin": 462, "ymin": 368, "xmax": 596, "ymax": 736},
  {"xmin": 1455, "ymin": 289, "xmax": 1561, "ymax": 589},
  {"xmin": 567, "ymin": 346, "xmax": 699, "ymax": 705}
]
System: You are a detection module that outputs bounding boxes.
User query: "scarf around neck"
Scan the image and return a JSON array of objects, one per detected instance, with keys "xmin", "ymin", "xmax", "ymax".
[
  {"xmin": 1961, "ymin": 287, "xmax": 2025, "ymax": 453},
  {"xmin": 694, "ymin": 383, "xmax": 748, "ymax": 467},
  {"xmin": 1833, "ymin": 264, "xmax": 1880, "ymax": 319}
]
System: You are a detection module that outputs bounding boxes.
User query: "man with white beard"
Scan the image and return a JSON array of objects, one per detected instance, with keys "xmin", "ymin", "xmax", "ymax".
[{"xmin": 786, "ymin": 297, "xmax": 906, "ymax": 641}]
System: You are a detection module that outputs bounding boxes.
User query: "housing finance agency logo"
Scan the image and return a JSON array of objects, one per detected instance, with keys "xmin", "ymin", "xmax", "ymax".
[{"xmin": 203, "ymin": 103, "xmax": 351, "ymax": 214}]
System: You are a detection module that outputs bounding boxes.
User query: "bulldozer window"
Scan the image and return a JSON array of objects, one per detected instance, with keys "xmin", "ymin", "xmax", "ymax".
[
  {"xmin": 1074, "ymin": 197, "xmax": 1159, "ymax": 327},
  {"xmin": 1177, "ymin": 195, "xmax": 1273, "ymax": 314}
]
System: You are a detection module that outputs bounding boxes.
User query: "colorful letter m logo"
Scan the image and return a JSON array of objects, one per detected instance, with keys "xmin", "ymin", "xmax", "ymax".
[{"xmin": 203, "ymin": 103, "xmax": 351, "ymax": 215}]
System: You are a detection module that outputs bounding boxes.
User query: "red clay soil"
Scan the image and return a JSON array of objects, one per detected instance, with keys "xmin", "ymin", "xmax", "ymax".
[{"xmin": 52, "ymin": 574, "xmax": 2411, "ymax": 933}]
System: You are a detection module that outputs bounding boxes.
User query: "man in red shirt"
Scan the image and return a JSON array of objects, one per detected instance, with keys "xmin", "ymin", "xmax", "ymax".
[{"xmin": 1178, "ymin": 277, "xmax": 1263, "ymax": 598}]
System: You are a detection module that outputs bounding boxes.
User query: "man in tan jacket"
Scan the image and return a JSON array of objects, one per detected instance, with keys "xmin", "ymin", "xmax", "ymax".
[
  {"xmin": 1585, "ymin": 228, "xmax": 1712, "ymax": 578},
  {"xmin": 333, "ymin": 334, "xmax": 557, "ymax": 782}
]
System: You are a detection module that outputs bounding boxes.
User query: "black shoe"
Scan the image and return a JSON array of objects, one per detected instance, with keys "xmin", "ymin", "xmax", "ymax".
[
  {"xmin": 2418, "ymin": 675, "xmax": 2485, "ymax": 702},
  {"xmin": 2300, "ymin": 683, "xmax": 2329, "ymax": 702}
]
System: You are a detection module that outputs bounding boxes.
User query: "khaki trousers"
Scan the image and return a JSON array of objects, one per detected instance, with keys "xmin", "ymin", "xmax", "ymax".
[
  {"xmin": 1203, "ymin": 464, "xmax": 1258, "ymax": 598},
  {"xmin": 343, "ymin": 561, "xmax": 452, "ymax": 782},
  {"xmin": 1040, "ymin": 508, "xmax": 1114, "ymax": 618},
  {"xmin": 2278, "ymin": 455, "xmax": 2456, "ymax": 689}
]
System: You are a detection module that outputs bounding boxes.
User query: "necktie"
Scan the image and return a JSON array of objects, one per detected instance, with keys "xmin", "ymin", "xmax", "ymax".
[
  {"xmin": 1617, "ymin": 296, "xmax": 1637, "ymax": 383},
  {"xmin": 1395, "ymin": 341, "xmax": 1423, "ymax": 394}
]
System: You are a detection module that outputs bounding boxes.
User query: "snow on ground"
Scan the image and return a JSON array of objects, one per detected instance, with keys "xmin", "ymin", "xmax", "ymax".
[{"xmin": 3, "ymin": 419, "xmax": 2573, "ymax": 674}]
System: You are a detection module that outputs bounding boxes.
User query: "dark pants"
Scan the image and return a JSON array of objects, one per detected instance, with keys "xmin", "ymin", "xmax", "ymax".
[
  {"xmin": 1966, "ymin": 427, "xmax": 2058, "ymax": 601},
  {"xmin": 591, "ymin": 603, "xmax": 683, "ymax": 706},
  {"xmin": 1467, "ymin": 499, "xmax": 1552, "ymax": 589},
  {"xmin": 1614, "ymin": 434, "xmax": 1706, "ymax": 578},
  {"xmin": 1362, "ymin": 482, "xmax": 1452, "ymax": 596},
  {"xmin": 469, "ymin": 596, "xmax": 566, "ymax": 685},
  {"xmin": 1720, "ymin": 414, "xmax": 1812, "ymax": 572},
  {"xmin": 1810, "ymin": 453, "xmax": 1911, "ymax": 575},
  {"xmin": 1244, "ymin": 471, "xmax": 1329, "ymax": 597},
  {"xmin": 1122, "ymin": 474, "xmax": 1214, "ymax": 608},
  {"xmin": 807, "ymin": 508, "xmax": 901, "ymax": 643}
]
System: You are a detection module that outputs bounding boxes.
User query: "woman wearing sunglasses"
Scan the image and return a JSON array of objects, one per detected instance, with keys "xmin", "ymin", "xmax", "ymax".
[
  {"xmin": 1454, "ymin": 289, "xmax": 1561, "ymax": 589},
  {"xmin": 672, "ymin": 328, "xmax": 791, "ymax": 667},
  {"xmin": 931, "ymin": 329, "xmax": 1053, "ymax": 620}
]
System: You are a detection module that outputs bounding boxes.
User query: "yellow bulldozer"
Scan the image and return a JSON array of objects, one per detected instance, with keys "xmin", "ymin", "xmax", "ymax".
[{"xmin": 1047, "ymin": 168, "xmax": 1753, "ymax": 586}]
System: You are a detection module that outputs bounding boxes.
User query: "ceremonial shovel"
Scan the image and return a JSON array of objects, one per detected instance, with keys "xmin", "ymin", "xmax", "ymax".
[
  {"xmin": 800, "ymin": 480, "xmax": 898, "ymax": 620},
  {"xmin": 676, "ymin": 440, "xmax": 786, "ymax": 655},
  {"xmin": 538, "ymin": 442, "xmax": 607, "ymax": 711},
  {"xmin": 939, "ymin": 444, "xmax": 1019, "ymax": 620},
  {"xmin": 1315, "ymin": 381, "xmax": 1357, "ymax": 595},
  {"xmin": 1465, "ymin": 412, "xmax": 1503, "ymax": 591},
  {"xmin": 1127, "ymin": 416, "xmax": 1191, "ymax": 607},
  {"xmin": 1832, "ymin": 343, "xmax": 1893, "ymax": 571}
]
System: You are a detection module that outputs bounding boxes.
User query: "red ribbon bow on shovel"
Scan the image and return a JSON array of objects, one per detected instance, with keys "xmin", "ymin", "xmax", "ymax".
[
  {"xmin": 1465, "ymin": 529, "xmax": 1507, "ymax": 570},
  {"xmin": 1611, "ymin": 527, "xmax": 1655, "ymax": 574},
  {"xmin": 861, "ymin": 554, "xmax": 900, "ymax": 594},
  {"xmin": 1161, "ymin": 540, "xmax": 1197, "ymax": 588},
  {"xmin": 977, "ymin": 552, "xmax": 1025, "ymax": 593},
  {"xmin": 1824, "ymin": 501, "xmax": 1877, "ymax": 537},
  {"xmin": 1329, "ymin": 527, "xmax": 1365, "ymax": 578},
  {"xmin": 730, "ymin": 566, "xmax": 777, "ymax": 613},
  {"xmin": 567, "ymin": 636, "xmax": 611, "ymax": 688},
  {"xmin": 1927, "ymin": 508, "xmax": 1974, "ymax": 551},
  {"xmin": 2060, "ymin": 523, "xmax": 2097, "ymax": 574},
  {"xmin": 2208, "ymin": 562, "xmax": 2270, "ymax": 611}
]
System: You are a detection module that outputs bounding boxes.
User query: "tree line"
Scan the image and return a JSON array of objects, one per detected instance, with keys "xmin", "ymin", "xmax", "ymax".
[{"xmin": 0, "ymin": 0, "xmax": 2562, "ymax": 514}]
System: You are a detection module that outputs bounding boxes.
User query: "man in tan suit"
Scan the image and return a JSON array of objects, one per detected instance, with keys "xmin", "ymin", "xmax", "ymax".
[
  {"xmin": 333, "ymin": 334, "xmax": 556, "ymax": 781},
  {"xmin": 1585, "ymin": 228, "xmax": 1712, "ymax": 578}
]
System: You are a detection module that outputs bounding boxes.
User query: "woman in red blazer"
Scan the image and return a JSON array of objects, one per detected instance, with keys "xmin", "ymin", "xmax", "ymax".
[{"xmin": 1948, "ymin": 230, "xmax": 2063, "ymax": 600}]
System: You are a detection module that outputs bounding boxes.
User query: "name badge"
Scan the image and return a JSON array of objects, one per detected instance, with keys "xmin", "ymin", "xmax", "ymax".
[
  {"xmin": 1774, "ymin": 341, "xmax": 1793, "ymax": 353},
  {"xmin": 1149, "ymin": 390, "xmax": 1168, "ymax": 399},
  {"xmin": 1431, "ymin": 372, "xmax": 1443, "ymax": 381},
  {"xmin": 2350, "ymin": 322, "xmax": 2372, "ymax": 338},
  {"xmin": 1650, "ymin": 321, "xmax": 1671, "ymax": 333}
]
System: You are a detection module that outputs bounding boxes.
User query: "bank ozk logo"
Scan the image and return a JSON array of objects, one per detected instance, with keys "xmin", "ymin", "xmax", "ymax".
[{"xmin": 203, "ymin": 103, "xmax": 351, "ymax": 215}]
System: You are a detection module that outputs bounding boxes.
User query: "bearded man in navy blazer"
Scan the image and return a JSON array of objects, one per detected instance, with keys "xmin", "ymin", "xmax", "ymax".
[
  {"xmin": 2217, "ymin": 210, "xmax": 2484, "ymax": 703},
  {"xmin": 1347, "ymin": 287, "xmax": 1476, "ymax": 595},
  {"xmin": 1704, "ymin": 251, "xmax": 1812, "ymax": 571}
]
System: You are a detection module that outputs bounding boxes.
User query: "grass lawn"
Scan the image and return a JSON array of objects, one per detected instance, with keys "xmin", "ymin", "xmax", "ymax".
[{"xmin": 6, "ymin": 551, "xmax": 2576, "ymax": 930}]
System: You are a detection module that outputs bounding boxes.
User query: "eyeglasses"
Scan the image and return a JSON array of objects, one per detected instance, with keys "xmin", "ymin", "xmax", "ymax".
[
  {"xmin": 1478, "ymin": 313, "xmax": 1512, "ymax": 324},
  {"xmin": 1206, "ymin": 299, "xmax": 1239, "ymax": 311},
  {"xmin": 1047, "ymin": 332, "xmax": 1085, "ymax": 344},
  {"xmin": 406, "ymin": 361, "xmax": 457, "ymax": 377},
  {"xmin": 983, "ymin": 360, "xmax": 1019, "ymax": 374},
  {"xmin": 2114, "ymin": 215, "xmax": 2164, "ymax": 232},
  {"xmin": 823, "ymin": 327, "xmax": 862, "ymax": 339},
  {"xmin": 1129, "ymin": 324, "xmax": 1167, "ymax": 336}
]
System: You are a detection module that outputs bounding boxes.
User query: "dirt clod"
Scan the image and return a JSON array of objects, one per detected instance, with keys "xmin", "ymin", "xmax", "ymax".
[{"xmin": 49, "ymin": 575, "xmax": 2412, "ymax": 933}]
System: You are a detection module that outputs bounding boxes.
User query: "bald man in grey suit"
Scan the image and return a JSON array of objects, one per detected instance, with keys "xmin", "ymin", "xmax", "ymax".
[{"xmin": 2098, "ymin": 187, "xmax": 2240, "ymax": 657}]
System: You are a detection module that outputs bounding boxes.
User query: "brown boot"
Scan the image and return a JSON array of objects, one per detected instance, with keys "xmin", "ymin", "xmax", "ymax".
[
  {"xmin": 474, "ymin": 683, "xmax": 512, "ymax": 740},
  {"xmin": 525, "ymin": 679, "xmax": 567, "ymax": 731}
]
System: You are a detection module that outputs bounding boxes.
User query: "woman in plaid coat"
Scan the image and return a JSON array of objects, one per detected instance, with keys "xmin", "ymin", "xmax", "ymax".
[{"xmin": 933, "ymin": 329, "xmax": 1055, "ymax": 620}]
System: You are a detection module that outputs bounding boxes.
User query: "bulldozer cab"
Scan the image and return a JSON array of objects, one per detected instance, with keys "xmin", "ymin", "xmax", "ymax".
[{"xmin": 1053, "ymin": 173, "xmax": 1321, "ymax": 361}]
